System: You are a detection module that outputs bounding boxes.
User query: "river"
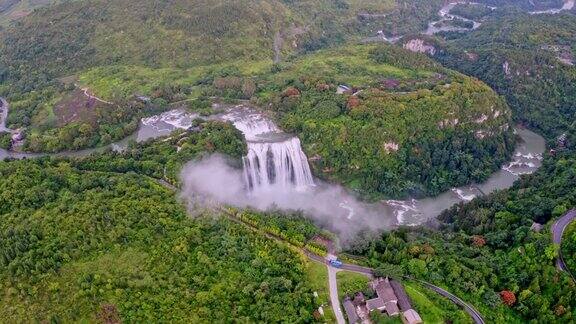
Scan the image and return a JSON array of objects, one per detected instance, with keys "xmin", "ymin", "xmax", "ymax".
[
  {"xmin": 126, "ymin": 106, "xmax": 546, "ymax": 228},
  {"xmin": 424, "ymin": 2, "xmax": 485, "ymax": 36},
  {"xmin": 0, "ymin": 106, "xmax": 199, "ymax": 160},
  {"xmin": 364, "ymin": 1, "xmax": 489, "ymax": 43},
  {"xmin": 0, "ymin": 102, "xmax": 546, "ymax": 230},
  {"xmin": 530, "ymin": 0, "xmax": 574, "ymax": 14}
]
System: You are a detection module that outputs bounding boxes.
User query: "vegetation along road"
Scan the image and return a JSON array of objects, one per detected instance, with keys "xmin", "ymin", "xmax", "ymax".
[
  {"xmin": 57, "ymin": 166, "xmax": 487, "ymax": 324},
  {"xmin": 306, "ymin": 247, "xmax": 485, "ymax": 324}
]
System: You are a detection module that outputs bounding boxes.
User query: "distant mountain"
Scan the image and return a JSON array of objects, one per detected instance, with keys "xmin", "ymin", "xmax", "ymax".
[
  {"xmin": 0, "ymin": 0, "xmax": 449, "ymax": 90},
  {"xmin": 436, "ymin": 10, "xmax": 576, "ymax": 140},
  {"xmin": 0, "ymin": 0, "xmax": 65, "ymax": 26}
]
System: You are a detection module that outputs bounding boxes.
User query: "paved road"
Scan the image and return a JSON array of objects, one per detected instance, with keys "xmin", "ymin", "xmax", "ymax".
[
  {"xmin": 332, "ymin": 262, "xmax": 485, "ymax": 324},
  {"xmin": 0, "ymin": 97, "xmax": 10, "ymax": 133},
  {"xmin": 341, "ymin": 263, "xmax": 373, "ymax": 275},
  {"xmin": 552, "ymin": 209, "xmax": 576, "ymax": 278},
  {"xmin": 327, "ymin": 265, "xmax": 346, "ymax": 324}
]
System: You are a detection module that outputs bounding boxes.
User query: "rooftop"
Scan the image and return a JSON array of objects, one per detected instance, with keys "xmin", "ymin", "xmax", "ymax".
[
  {"xmin": 343, "ymin": 298, "xmax": 359, "ymax": 324},
  {"xmin": 390, "ymin": 279, "xmax": 412, "ymax": 311},
  {"xmin": 372, "ymin": 277, "xmax": 397, "ymax": 303},
  {"xmin": 402, "ymin": 309, "xmax": 423, "ymax": 324}
]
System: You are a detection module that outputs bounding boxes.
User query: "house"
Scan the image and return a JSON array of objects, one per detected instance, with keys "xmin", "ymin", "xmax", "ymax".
[
  {"xmin": 402, "ymin": 309, "xmax": 423, "ymax": 324},
  {"xmin": 365, "ymin": 297, "xmax": 385, "ymax": 312},
  {"xmin": 342, "ymin": 277, "xmax": 422, "ymax": 323},
  {"xmin": 343, "ymin": 297, "xmax": 359, "ymax": 324},
  {"xmin": 353, "ymin": 293, "xmax": 371, "ymax": 322},
  {"xmin": 337, "ymin": 85, "xmax": 351, "ymax": 94},
  {"xmin": 530, "ymin": 222, "xmax": 543, "ymax": 232},
  {"xmin": 390, "ymin": 279, "xmax": 412, "ymax": 311}
]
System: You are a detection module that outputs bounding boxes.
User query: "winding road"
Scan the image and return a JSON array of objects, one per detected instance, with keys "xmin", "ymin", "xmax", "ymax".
[
  {"xmin": 333, "ymin": 264, "xmax": 485, "ymax": 324},
  {"xmin": 305, "ymin": 251, "xmax": 485, "ymax": 324},
  {"xmin": 0, "ymin": 97, "xmax": 11, "ymax": 133},
  {"xmin": 552, "ymin": 209, "xmax": 576, "ymax": 279},
  {"xmin": 417, "ymin": 280, "xmax": 485, "ymax": 324}
]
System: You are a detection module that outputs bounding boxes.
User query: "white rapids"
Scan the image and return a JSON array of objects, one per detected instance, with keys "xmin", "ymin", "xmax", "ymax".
[{"xmin": 221, "ymin": 106, "xmax": 315, "ymax": 192}]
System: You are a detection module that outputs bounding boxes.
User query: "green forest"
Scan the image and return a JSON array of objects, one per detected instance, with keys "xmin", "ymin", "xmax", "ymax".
[
  {"xmin": 0, "ymin": 0, "xmax": 576, "ymax": 322},
  {"xmin": 437, "ymin": 9, "xmax": 576, "ymax": 140},
  {"xmin": 563, "ymin": 222, "xmax": 576, "ymax": 275},
  {"xmin": 0, "ymin": 159, "xmax": 317, "ymax": 322},
  {"xmin": 345, "ymin": 150, "xmax": 576, "ymax": 323},
  {"xmin": 255, "ymin": 45, "xmax": 515, "ymax": 198}
]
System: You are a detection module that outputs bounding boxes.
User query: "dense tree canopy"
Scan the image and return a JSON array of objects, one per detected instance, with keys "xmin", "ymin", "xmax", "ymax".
[
  {"xmin": 256, "ymin": 45, "xmax": 515, "ymax": 198},
  {"xmin": 0, "ymin": 159, "xmax": 317, "ymax": 322}
]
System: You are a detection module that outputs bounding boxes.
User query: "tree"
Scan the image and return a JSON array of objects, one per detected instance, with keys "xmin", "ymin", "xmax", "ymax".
[
  {"xmin": 500, "ymin": 290, "xmax": 516, "ymax": 306},
  {"xmin": 471, "ymin": 235, "xmax": 486, "ymax": 247},
  {"xmin": 374, "ymin": 263, "xmax": 405, "ymax": 280}
]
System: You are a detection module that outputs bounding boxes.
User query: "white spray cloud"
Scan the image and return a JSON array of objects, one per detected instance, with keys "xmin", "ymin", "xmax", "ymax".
[{"xmin": 179, "ymin": 154, "xmax": 397, "ymax": 243}]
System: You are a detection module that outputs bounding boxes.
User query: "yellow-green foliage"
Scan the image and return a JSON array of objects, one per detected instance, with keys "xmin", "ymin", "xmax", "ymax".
[
  {"xmin": 336, "ymin": 271, "xmax": 371, "ymax": 300},
  {"xmin": 0, "ymin": 160, "xmax": 316, "ymax": 322},
  {"xmin": 270, "ymin": 45, "xmax": 436, "ymax": 86},
  {"xmin": 78, "ymin": 61, "xmax": 273, "ymax": 101},
  {"xmin": 262, "ymin": 44, "xmax": 515, "ymax": 198}
]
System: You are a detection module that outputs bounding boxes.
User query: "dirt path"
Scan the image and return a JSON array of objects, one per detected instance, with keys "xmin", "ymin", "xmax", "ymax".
[{"xmin": 74, "ymin": 84, "xmax": 113, "ymax": 105}]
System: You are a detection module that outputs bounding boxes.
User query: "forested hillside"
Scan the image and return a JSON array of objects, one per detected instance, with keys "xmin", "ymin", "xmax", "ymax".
[
  {"xmin": 475, "ymin": 0, "xmax": 565, "ymax": 11},
  {"xmin": 563, "ymin": 222, "xmax": 576, "ymax": 274},
  {"xmin": 0, "ymin": 0, "xmax": 63, "ymax": 26},
  {"xmin": 0, "ymin": 159, "xmax": 316, "ymax": 322},
  {"xmin": 254, "ymin": 44, "xmax": 515, "ymax": 198},
  {"xmin": 1, "ymin": 1, "xmax": 576, "ymax": 322},
  {"xmin": 347, "ymin": 148, "xmax": 576, "ymax": 322},
  {"xmin": 0, "ymin": 0, "xmax": 448, "ymax": 153},
  {"xmin": 437, "ymin": 10, "xmax": 576, "ymax": 140}
]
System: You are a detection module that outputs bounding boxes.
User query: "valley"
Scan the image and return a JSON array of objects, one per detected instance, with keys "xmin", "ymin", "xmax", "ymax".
[{"xmin": 0, "ymin": 0, "xmax": 575, "ymax": 323}]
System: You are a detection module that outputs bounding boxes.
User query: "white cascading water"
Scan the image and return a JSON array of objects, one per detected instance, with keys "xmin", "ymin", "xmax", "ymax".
[
  {"xmin": 243, "ymin": 137, "xmax": 315, "ymax": 191},
  {"xmin": 222, "ymin": 106, "xmax": 315, "ymax": 192}
]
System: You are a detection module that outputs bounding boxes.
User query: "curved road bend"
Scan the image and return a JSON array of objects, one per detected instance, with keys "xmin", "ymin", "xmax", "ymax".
[
  {"xmin": 552, "ymin": 209, "xmax": 576, "ymax": 279},
  {"xmin": 416, "ymin": 280, "xmax": 485, "ymax": 324}
]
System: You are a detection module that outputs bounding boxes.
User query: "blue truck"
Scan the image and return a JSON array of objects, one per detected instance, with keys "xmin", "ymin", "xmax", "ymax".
[{"xmin": 329, "ymin": 259, "xmax": 343, "ymax": 268}]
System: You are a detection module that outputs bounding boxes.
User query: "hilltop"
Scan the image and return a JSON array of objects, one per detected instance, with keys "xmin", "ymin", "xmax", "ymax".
[
  {"xmin": 252, "ymin": 45, "xmax": 515, "ymax": 198},
  {"xmin": 435, "ymin": 9, "xmax": 576, "ymax": 140}
]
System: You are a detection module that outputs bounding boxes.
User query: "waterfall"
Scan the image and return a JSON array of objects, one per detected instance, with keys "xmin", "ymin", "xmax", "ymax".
[
  {"xmin": 243, "ymin": 137, "xmax": 315, "ymax": 191},
  {"xmin": 221, "ymin": 106, "xmax": 315, "ymax": 192}
]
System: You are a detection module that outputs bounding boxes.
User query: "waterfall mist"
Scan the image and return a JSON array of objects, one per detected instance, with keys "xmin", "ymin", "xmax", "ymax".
[{"xmin": 179, "ymin": 154, "xmax": 396, "ymax": 243}]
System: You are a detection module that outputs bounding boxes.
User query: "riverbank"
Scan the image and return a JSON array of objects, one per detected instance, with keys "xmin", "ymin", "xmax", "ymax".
[{"xmin": 1, "ymin": 101, "xmax": 547, "ymax": 229}]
